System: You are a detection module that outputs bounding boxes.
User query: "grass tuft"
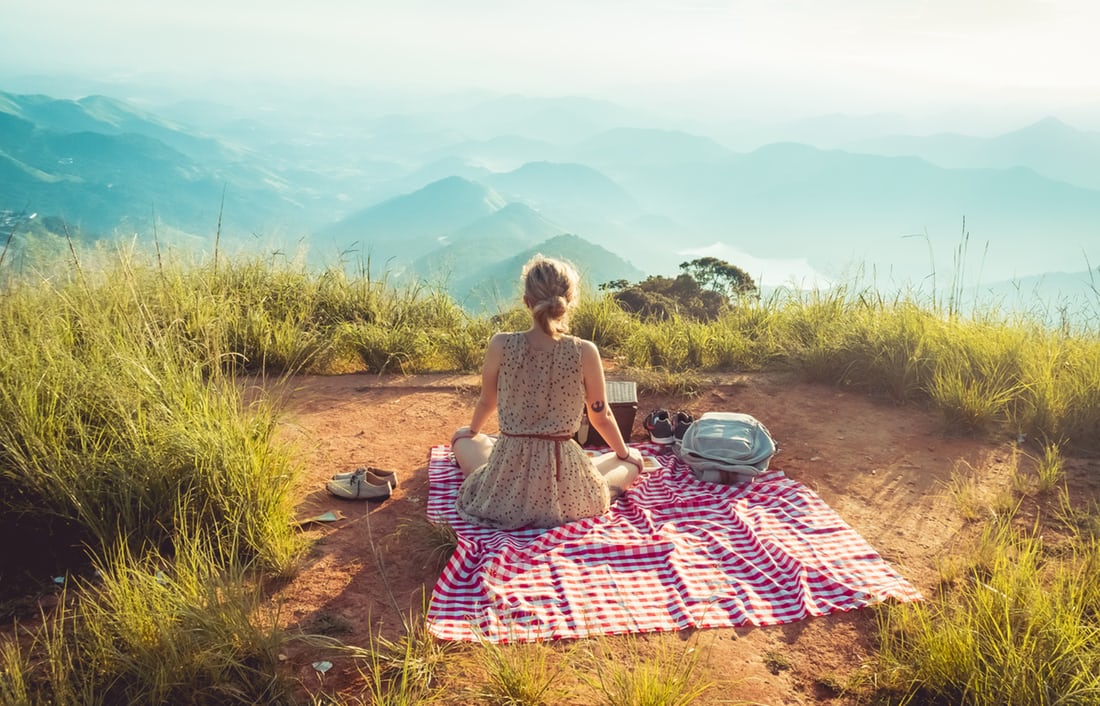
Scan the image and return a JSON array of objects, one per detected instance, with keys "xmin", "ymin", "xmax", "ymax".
[
  {"xmin": 581, "ymin": 634, "xmax": 714, "ymax": 706},
  {"xmin": 1034, "ymin": 441, "xmax": 1066, "ymax": 495},
  {"xmin": 393, "ymin": 517, "xmax": 459, "ymax": 575},
  {"xmin": 345, "ymin": 604, "xmax": 455, "ymax": 706},
  {"xmin": 472, "ymin": 640, "xmax": 572, "ymax": 706}
]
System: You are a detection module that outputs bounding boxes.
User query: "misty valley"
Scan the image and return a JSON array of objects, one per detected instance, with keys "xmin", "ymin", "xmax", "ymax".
[{"xmin": 2, "ymin": 88, "xmax": 1098, "ymax": 316}]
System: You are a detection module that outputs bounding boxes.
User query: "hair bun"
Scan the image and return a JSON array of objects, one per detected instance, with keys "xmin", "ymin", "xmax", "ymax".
[
  {"xmin": 532, "ymin": 296, "xmax": 565, "ymax": 319},
  {"xmin": 522, "ymin": 255, "xmax": 579, "ymax": 336}
]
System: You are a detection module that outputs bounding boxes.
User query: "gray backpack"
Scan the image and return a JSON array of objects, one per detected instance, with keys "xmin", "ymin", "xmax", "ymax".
[{"xmin": 677, "ymin": 412, "xmax": 778, "ymax": 485}]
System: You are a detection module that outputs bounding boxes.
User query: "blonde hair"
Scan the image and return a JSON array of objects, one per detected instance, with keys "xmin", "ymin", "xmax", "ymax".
[{"xmin": 522, "ymin": 254, "xmax": 579, "ymax": 337}]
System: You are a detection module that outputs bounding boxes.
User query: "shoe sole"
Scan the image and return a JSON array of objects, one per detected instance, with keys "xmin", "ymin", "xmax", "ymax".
[
  {"xmin": 325, "ymin": 481, "xmax": 392, "ymax": 500},
  {"xmin": 649, "ymin": 433, "xmax": 675, "ymax": 444},
  {"xmin": 328, "ymin": 493, "xmax": 391, "ymax": 501}
]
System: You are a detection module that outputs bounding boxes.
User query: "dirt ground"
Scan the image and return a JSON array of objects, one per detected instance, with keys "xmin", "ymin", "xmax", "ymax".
[{"xmin": 269, "ymin": 369, "xmax": 1095, "ymax": 705}]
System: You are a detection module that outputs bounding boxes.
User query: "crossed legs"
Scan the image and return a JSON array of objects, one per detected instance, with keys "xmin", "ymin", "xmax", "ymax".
[{"xmin": 451, "ymin": 429, "xmax": 640, "ymax": 495}]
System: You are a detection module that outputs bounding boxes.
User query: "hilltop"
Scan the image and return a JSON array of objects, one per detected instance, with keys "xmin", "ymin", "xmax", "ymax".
[{"xmin": 268, "ymin": 369, "xmax": 1099, "ymax": 704}]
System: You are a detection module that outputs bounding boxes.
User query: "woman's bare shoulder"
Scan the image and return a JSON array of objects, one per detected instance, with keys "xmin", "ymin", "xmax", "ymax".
[
  {"xmin": 483, "ymin": 332, "xmax": 512, "ymax": 358},
  {"xmin": 573, "ymin": 336, "xmax": 600, "ymax": 357}
]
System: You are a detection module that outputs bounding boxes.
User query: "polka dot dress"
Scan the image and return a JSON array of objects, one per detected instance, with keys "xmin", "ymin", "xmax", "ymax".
[{"xmin": 456, "ymin": 332, "xmax": 611, "ymax": 529}]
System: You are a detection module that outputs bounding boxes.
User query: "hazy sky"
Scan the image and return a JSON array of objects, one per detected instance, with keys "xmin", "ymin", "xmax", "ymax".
[{"xmin": 3, "ymin": 0, "xmax": 1099, "ymax": 125}]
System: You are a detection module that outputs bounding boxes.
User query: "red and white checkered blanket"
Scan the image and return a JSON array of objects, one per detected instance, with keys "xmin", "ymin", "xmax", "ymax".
[{"xmin": 426, "ymin": 443, "xmax": 921, "ymax": 643}]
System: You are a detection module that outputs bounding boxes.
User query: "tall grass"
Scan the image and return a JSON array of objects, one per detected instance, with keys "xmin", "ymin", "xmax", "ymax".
[
  {"xmin": 0, "ymin": 538, "xmax": 293, "ymax": 705},
  {"xmin": 572, "ymin": 295, "xmax": 639, "ymax": 351},
  {"xmin": 711, "ymin": 284, "xmax": 1098, "ymax": 451},
  {"xmin": 875, "ymin": 520, "xmax": 1100, "ymax": 705},
  {"xmin": 344, "ymin": 603, "xmax": 456, "ymax": 706},
  {"xmin": 874, "ymin": 441, "xmax": 1100, "ymax": 705},
  {"xmin": 579, "ymin": 282, "xmax": 1100, "ymax": 452},
  {"xmin": 770, "ymin": 285, "xmax": 859, "ymax": 383},
  {"xmin": 0, "ymin": 249, "xmax": 306, "ymax": 702},
  {"xmin": 0, "ymin": 264, "xmax": 300, "ymax": 579}
]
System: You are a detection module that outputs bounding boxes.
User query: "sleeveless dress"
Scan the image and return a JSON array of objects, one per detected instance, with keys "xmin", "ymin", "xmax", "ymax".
[{"xmin": 455, "ymin": 332, "xmax": 611, "ymax": 529}]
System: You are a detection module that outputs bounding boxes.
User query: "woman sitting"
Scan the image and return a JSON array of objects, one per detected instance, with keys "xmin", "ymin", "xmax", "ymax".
[{"xmin": 450, "ymin": 255, "xmax": 644, "ymax": 530}]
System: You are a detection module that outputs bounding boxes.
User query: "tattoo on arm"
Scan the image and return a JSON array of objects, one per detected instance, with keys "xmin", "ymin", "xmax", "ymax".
[{"xmin": 591, "ymin": 400, "xmax": 605, "ymax": 413}]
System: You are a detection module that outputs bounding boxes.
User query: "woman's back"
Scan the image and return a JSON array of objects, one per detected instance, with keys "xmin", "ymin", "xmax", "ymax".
[
  {"xmin": 454, "ymin": 331, "xmax": 610, "ymax": 529},
  {"xmin": 497, "ymin": 332, "xmax": 586, "ymax": 437}
]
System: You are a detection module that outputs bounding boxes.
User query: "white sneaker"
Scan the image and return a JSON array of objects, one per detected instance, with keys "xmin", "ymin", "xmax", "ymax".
[
  {"xmin": 332, "ymin": 466, "xmax": 399, "ymax": 487},
  {"xmin": 326, "ymin": 471, "xmax": 392, "ymax": 500}
]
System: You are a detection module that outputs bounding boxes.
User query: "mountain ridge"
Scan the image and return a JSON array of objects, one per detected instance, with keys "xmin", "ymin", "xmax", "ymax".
[
  {"xmin": 844, "ymin": 116, "xmax": 1100, "ymax": 191},
  {"xmin": 409, "ymin": 201, "xmax": 567, "ymax": 284},
  {"xmin": 316, "ymin": 176, "xmax": 509, "ymax": 262},
  {"xmin": 451, "ymin": 233, "xmax": 647, "ymax": 312},
  {"xmin": 3, "ymin": 87, "xmax": 1097, "ymax": 295}
]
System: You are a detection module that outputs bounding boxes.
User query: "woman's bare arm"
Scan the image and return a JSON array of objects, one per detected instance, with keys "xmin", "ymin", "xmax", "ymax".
[
  {"xmin": 452, "ymin": 333, "xmax": 504, "ymax": 445},
  {"xmin": 579, "ymin": 339, "xmax": 641, "ymax": 468}
]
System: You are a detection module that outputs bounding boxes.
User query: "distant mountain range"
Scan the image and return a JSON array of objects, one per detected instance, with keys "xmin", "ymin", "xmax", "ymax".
[
  {"xmin": 846, "ymin": 117, "xmax": 1100, "ymax": 192},
  {"xmin": 0, "ymin": 91, "xmax": 307, "ymax": 236},
  {"xmin": 2, "ymin": 87, "xmax": 1098, "ymax": 308},
  {"xmin": 411, "ymin": 201, "xmax": 565, "ymax": 283},
  {"xmin": 487, "ymin": 161, "xmax": 642, "ymax": 225},
  {"xmin": 449, "ymin": 233, "xmax": 646, "ymax": 312},
  {"xmin": 316, "ymin": 177, "xmax": 644, "ymax": 309},
  {"xmin": 316, "ymin": 176, "xmax": 508, "ymax": 262}
]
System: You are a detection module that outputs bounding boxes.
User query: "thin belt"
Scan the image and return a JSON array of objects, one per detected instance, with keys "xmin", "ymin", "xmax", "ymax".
[{"xmin": 500, "ymin": 431, "xmax": 573, "ymax": 442}]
